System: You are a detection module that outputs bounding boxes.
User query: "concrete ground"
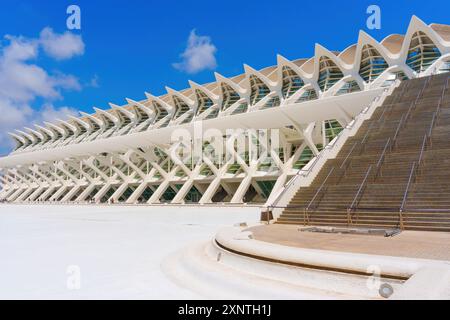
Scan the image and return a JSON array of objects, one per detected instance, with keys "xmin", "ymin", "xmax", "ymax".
[
  {"xmin": 247, "ymin": 224, "xmax": 450, "ymax": 261},
  {"xmin": 0, "ymin": 204, "xmax": 260, "ymax": 299}
]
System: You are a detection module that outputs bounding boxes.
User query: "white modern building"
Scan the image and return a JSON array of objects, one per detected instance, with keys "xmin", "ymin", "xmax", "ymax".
[{"xmin": 1, "ymin": 16, "xmax": 450, "ymax": 205}]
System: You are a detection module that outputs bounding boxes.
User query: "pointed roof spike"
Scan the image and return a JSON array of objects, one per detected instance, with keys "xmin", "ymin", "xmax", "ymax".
[
  {"xmin": 8, "ymin": 132, "xmax": 25, "ymax": 143},
  {"xmin": 243, "ymin": 64, "xmax": 256, "ymax": 73},
  {"xmin": 144, "ymin": 92, "xmax": 174, "ymax": 111},
  {"xmin": 16, "ymin": 129, "xmax": 34, "ymax": 140},
  {"xmin": 243, "ymin": 63, "xmax": 278, "ymax": 88},
  {"xmin": 34, "ymin": 125, "xmax": 53, "ymax": 137},
  {"xmin": 214, "ymin": 71, "xmax": 247, "ymax": 94},
  {"xmin": 188, "ymin": 80, "xmax": 198, "ymax": 87},
  {"xmin": 125, "ymin": 98, "xmax": 137, "ymax": 105},
  {"xmin": 108, "ymin": 102, "xmax": 121, "ymax": 109},
  {"xmin": 214, "ymin": 72, "xmax": 228, "ymax": 82},
  {"xmin": 144, "ymin": 92, "xmax": 155, "ymax": 100},
  {"xmin": 188, "ymin": 80, "xmax": 220, "ymax": 101},
  {"xmin": 76, "ymin": 113, "xmax": 94, "ymax": 124},
  {"xmin": 126, "ymin": 98, "xmax": 155, "ymax": 116},
  {"xmin": 410, "ymin": 15, "xmax": 425, "ymax": 26},
  {"xmin": 109, "ymin": 102, "xmax": 136, "ymax": 120},
  {"xmin": 165, "ymin": 86, "xmax": 195, "ymax": 105},
  {"xmin": 27, "ymin": 126, "xmax": 44, "ymax": 136},
  {"xmin": 44, "ymin": 122, "xmax": 66, "ymax": 135},
  {"xmin": 315, "ymin": 43, "xmax": 337, "ymax": 56},
  {"xmin": 277, "ymin": 54, "xmax": 290, "ymax": 64},
  {"xmin": 57, "ymin": 119, "xmax": 78, "ymax": 133}
]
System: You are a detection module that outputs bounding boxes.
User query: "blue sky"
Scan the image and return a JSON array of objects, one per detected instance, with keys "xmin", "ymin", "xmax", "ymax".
[{"xmin": 0, "ymin": 0, "xmax": 449, "ymax": 155}]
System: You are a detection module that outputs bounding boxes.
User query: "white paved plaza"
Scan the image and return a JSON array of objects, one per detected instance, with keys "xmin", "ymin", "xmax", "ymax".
[{"xmin": 0, "ymin": 204, "xmax": 260, "ymax": 299}]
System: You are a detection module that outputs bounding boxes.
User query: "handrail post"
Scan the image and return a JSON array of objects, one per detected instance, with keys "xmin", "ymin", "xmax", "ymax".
[
  {"xmin": 398, "ymin": 210, "xmax": 404, "ymax": 230},
  {"xmin": 400, "ymin": 162, "xmax": 417, "ymax": 230}
]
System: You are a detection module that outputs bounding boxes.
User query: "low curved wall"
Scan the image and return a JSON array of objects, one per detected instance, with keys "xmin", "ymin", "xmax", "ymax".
[{"xmin": 215, "ymin": 226, "xmax": 450, "ymax": 281}]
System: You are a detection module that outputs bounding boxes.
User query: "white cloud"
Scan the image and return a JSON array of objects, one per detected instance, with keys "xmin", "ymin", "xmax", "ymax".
[
  {"xmin": 0, "ymin": 29, "xmax": 85, "ymax": 154},
  {"xmin": 38, "ymin": 103, "xmax": 78, "ymax": 124},
  {"xmin": 39, "ymin": 27, "xmax": 85, "ymax": 60},
  {"xmin": 3, "ymin": 35, "xmax": 38, "ymax": 62},
  {"xmin": 0, "ymin": 98, "xmax": 33, "ymax": 131},
  {"xmin": 86, "ymin": 74, "xmax": 100, "ymax": 88},
  {"xmin": 173, "ymin": 29, "xmax": 217, "ymax": 74}
]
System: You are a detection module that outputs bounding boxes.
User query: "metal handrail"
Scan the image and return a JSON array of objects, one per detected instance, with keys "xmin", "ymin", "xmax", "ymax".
[
  {"xmin": 305, "ymin": 167, "xmax": 335, "ymax": 214},
  {"xmin": 332, "ymin": 142, "xmax": 360, "ymax": 186},
  {"xmin": 404, "ymin": 102, "xmax": 415, "ymax": 123},
  {"xmin": 378, "ymin": 103, "xmax": 396, "ymax": 126},
  {"xmin": 265, "ymin": 84, "xmax": 395, "ymax": 212},
  {"xmin": 377, "ymin": 106, "xmax": 389, "ymax": 123},
  {"xmin": 361, "ymin": 122, "xmax": 375, "ymax": 145},
  {"xmin": 398, "ymin": 80, "xmax": 409, "ymax": 102},
  {"xmin": 269, "ymin": 107, "xmax": 359, "ymax": 209},
  {"xmin": 400, "ymin": 162, "xmax": 416, "ymax": 213},
  {"xmin": 417, "ymin": 134, "xmax": 428, "ymax": 167},
  {"xmin": 347, "ymin": 165, "xmax": 373, "ymax": 224},
  {"xmin": 392, "ymin": 114, "xmax": 405, "ymax": 144},
  {"xmin": 340, "ymin": 142, "xmax": 357, "ymax": 169},
  {"xmin": 398, "ymin": 162, "xmax": 416, "ymax": 229},
  {"xmin": 414, "ymin": 75, "xmax": 430, "ymax": 105},
  {"xmin": 398, "ymin": 133, "xmax": 428, "ymax": 229},
  {"xmin": 428, "ymin": 112, "xmax": 437, "ymax": 141},
  {"xmin": 268, "ymin": 152, "xmax": 323, "ymax": 208},
  {"xmin": 359, "ymin": 121, "xmax": 377, "ymax": 156},
  {"xmin": 375, "ymin": 138, "xmax": 391, "ymax": 178}
]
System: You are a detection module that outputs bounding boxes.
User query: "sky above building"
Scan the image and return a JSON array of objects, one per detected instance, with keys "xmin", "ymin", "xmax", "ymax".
[{"xmin": 0, "ymin": 0, "xmax": 449, "ymax": 155}]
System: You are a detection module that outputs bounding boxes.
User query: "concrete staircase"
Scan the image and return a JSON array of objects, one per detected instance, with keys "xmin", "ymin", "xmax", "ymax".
[{"xmin": 278, "ymin": 73, "xmax": 450, "ymax": 232}]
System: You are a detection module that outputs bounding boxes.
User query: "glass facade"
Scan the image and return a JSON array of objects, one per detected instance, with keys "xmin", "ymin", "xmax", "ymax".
[
  {"xmin": 281, "ymin": 66, "xmax": 304, "ymax": 98},
  {"xmin": 195, "ymin": 89, "xmax": 215, "ymax": 116},
  {"xmin": 261, "ymin": 96, "xmax": 280, "ymax": 109},
  {"xmin": 221, "ymin": 83, "xmax": 240, "ymax": 111},
  {"xmin": 324, "ymin": 120, "xmax": 344, "ymax": 144},
  {"xmin": 439, "ymin": 61, "xmax": 450, "ymax": 74},
  {"xmin": 256, "ymin": 180, "xmax": 276, "ymax": 199},
  {"xmin": 231, "ymin": 103, "xmax": 248, "ymax": 115},
  {"xmin": 151, "ymin": 101, "xmax": 169, "ymax": 125},
  {"xmin": 293, "ymin": 146, "xmax": 314, "ymax": 170},
  {"xmin": 318, "ymin": 56, "xmax": 344, "ymax": 92},
  {"xmin": 407, "ymin": 31, "xmax": 441, "ymax": 73},
  {"xmin": 336, "ymin": 80, "xmax": 361, "ymax": 95},
  {"xmin": 137, "ymin": 186, "xmax": 154, "ymax": 203},
  {"xmin": 133, "ymin": 106, "xmax": 149, "ymax": 124},
  {"xmin": 359, "ymin": 45, "xmax": 388, "ymax": 83},
  {"xmin": 296, "ymin": 89, "xmax": 318, "ymax": 103},
  {"xmin": 172, "ymin": 96, "xmax": 191, "ymax": 120},
  {"xmin": 249, "ymin": 75, "xmax": 271, "ymax": 105},
  {"xmin": 184, "ymin": 186, "xmax": 202, "ymax": 203},
  {"xmin": 161, "ymin": 186, "xmax": 178, "ymax": 202}
]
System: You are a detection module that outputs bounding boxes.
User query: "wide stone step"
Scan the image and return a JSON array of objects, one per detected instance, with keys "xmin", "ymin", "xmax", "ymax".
[{"xmin": 404, "ymin": 225, "xmax": 450, "ymax": 232}]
